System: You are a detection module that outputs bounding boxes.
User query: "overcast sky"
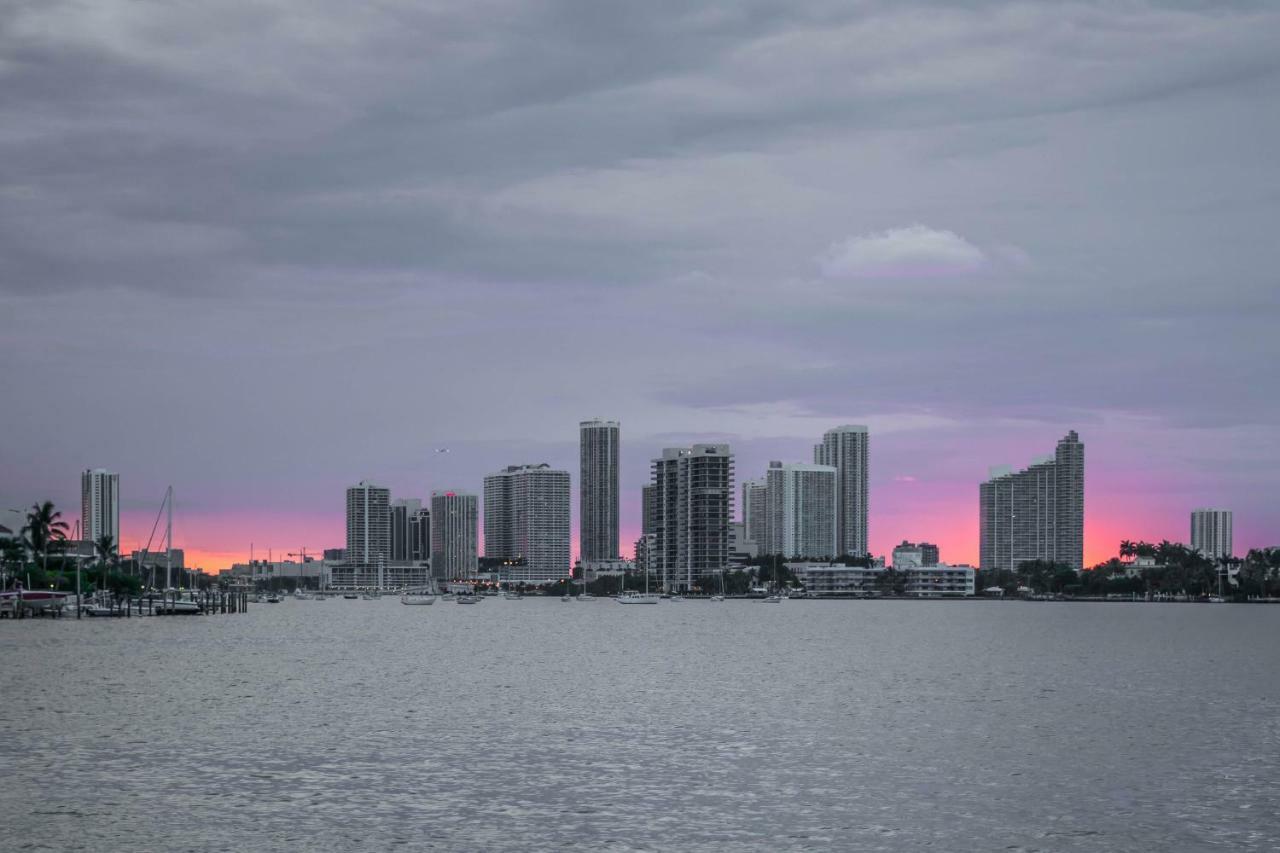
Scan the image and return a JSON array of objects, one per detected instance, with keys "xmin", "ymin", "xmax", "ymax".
[{"xmin": 2, "ymin": 0, "xmax": 1277, "ymax": 569}]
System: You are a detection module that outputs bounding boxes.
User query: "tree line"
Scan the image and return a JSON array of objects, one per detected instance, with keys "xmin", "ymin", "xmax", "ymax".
[{"xmin": 1, "ymin": 500, "xmax": 143, "ymax": 595}]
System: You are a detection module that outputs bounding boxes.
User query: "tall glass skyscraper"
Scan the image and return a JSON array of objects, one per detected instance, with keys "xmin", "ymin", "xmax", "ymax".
[
  {"xmin": 579, "ymin": 419, "xmax": 620, "ymax": 563},
  {"xmin": 430, "ymin": 490, "xmax": 478, "ymax": 579}
]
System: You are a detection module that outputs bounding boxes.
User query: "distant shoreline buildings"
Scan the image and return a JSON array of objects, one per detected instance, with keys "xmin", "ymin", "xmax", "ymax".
[{"xmin": 66, "ymin": 422, "xmax": 1262, "ymax": 592}]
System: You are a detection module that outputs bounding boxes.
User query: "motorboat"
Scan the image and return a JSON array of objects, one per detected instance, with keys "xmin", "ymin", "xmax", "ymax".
[
  {"xmin": 761, "ymin": 594, "xmax": 783, "ymax": 604},
  {"xmin": 154, "ymin": 598, "xmax": 203, "ymax": 615},
  {"xmin": 709, "ymin": 594, "xmax": 726, "ymax": 602},
  {"xmin": 0, "ymin": 588, "xmax": 70, "ymax": 616},
  {"xmin": 457, "ymin": 595, "xmax": 479, "ymax": 605},
  {"xmin": 616, "ymin": 592, "xmax": 662, "ymax": 605},
  {"xmin": 266, "ymin": 594, "xmax": 282, "ymax": 604},
  {"xmin": 342, "ymin": 593, "xmax": 359, "ymax": 600},
  {"xmin": 578, "ymin": 593, "xmax": 596, "ymax": 602},
  {"xmin": 401, "ymin": 584, "xmax": 437, "ymax": 604}
]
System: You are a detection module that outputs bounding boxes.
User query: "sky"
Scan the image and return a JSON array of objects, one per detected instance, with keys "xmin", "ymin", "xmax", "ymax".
[{"xmin": 1, "ymin": 1, "xmax": 1278, "ymax": 572}]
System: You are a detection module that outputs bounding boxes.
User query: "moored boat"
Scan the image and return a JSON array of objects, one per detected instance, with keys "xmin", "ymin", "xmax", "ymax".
[{"xmin": 616, "ymin": 592, "xmax": 661, "ymax": 605}]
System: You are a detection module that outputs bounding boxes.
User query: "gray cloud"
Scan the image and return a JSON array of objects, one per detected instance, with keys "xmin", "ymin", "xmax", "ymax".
[{"xmin": 1, "ymin": 1, "xmax": 1278, "ymax": 560}]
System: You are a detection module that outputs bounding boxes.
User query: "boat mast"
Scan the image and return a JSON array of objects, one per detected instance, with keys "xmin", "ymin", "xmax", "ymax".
[{"xmin": 165, "ymin": 485, "xmax": 173, "ymax": 589}]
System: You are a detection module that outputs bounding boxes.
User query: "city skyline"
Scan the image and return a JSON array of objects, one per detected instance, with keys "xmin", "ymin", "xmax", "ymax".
[{"xmin": 10, "ymin": 416, "xmax": 1269, "ymax": 574}]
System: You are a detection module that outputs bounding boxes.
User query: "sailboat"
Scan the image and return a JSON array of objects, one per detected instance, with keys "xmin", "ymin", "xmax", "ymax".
[
  {"xmin": 146, "ymin": 487, "xmax": 202, "ymax": 614},
  {"xmin": 710, "ymin": 567, "xmax": 726, "ymax": 602}
]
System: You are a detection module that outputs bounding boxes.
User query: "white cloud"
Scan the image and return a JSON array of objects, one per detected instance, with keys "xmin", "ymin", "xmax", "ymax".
[{"xmin": 819, "ymin": 224, "xmax": 987, "ymax": 278}]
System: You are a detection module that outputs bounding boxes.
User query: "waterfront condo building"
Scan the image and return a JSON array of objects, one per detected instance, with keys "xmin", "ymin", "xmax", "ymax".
[
  {"xmin": 389, "ymin": 498, "xmax": 422, "ymax": 563},
  {"xmin": 641, "ymin": 484, "xmax": 657, "ymax": 535},
  {"xmin": 81, "ymin": 468, "xmax": 120, "ymax": 546},
  {"xmin": 814, "ymin": 425, "xmax": 870, "ymax": 556},
  {"xmin": 979, "ymin": 431, "xmax": 1085, "ymax": 572},
  {"xmin": 484, "ymin": 464, "xmax": 571, "ymax": 584},
  {"xmin": 1191, "ymin": 508, "xmax": 1233, "ymax": 559},
  {"xmin": 431, "ymin": 490, "xmax": 478, "ymax": 579},
  {"xmin": 579, "ymin": 419, "xmax": 620, "ymax": 564},
  {"xmin": 741, "ymin": 478, "xmax": 768, "ymax": 554},
  {"xmin": 763, "ymin": 462, "xmax": 838, "ymax": 559},
  {"xmin": 892, "ymin": 540, "xmax": 940, "ymax": 568},
  {"xmin": 650, "ymin": 444, "xmax": 734, "ymax": 592},
  {"xmin": 409, "ymin": 506, "xmax": 431, "ymax": 563},
  {"xmin": 346, "ymin": 481, "xmax": 391, "ymax": 565}
]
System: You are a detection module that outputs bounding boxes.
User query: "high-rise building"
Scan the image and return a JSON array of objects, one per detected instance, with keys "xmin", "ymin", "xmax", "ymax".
[
  {"xmin": 891, "ymin": 540, "xmax": 939, "ymax": 568},
  {"xmin": 389, "ymin": 498, "xmax": 421, "ymax": 562},
  {"xmin": 650, "ymin": 444, "xmax": 734, "ymax": 592},
  {"xmin": 814, "ymin": 425, "xmax": 870, "ymax": 556},
  {"xmin": 641, "ymin": 484, "xmax": 657, "ymax": 535},
  {"xmin": 979, "ymin": 431, "xmax": 1085, "ymax": 572},
  {"xmin": 81, "ymin": 468, "xmax": 120, "ymax": 545},
  {"xmin": 409, "ymin": 507, "xmax": 431, "ymax": 563},
  {"xmin": 741, "ymin": 478, "xmax": 768, "ymax": 553},
  {"xmin": 892, "ymin": 541, "xmax": 941, "ymax": 568},
  {"xmin": 579, "ymin": 419, "xmax": 620, "ymax": 563},
  {"xmin": 346, "ymin": 482, "xmax": 391, "ymax": 565},
  {"xmin": 484, "ymin": 464, "xmax": 571, "ymax": 583},
  {"xmin": 763, "ymin": 462, "xmax": 837, "ymax": 559},
  {"xmin": 1191, "ymin": 509, "xmax": 1233, "ymax": 559},
  {"xmin": 430, "ymin": 490, "xmax": 478, "ymax": 579}
]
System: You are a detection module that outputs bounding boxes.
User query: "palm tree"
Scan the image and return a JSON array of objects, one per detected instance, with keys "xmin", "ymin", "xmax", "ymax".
[
  {"xmin": 94, "ymin": 533, "xmax": 118, "ymax": 566},
  {"xmin": 23, "ymin": 500, "xmax": 69, "ymax": 575},
  {"xmin": 1, "ymin": 537, "xmax": 28, "ymax": 587},
  {"xmin": 1119, "ymin": 540, "xmax": 1136, "ymax": 561}
]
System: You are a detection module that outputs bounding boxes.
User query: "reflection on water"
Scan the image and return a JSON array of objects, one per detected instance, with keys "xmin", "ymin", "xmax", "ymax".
[{"xmin": 2, "ymin": 599, "xmax": 1277, "ymax": 851}]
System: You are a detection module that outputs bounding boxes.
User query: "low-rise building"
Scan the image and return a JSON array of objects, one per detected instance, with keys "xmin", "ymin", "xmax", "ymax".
[
  {"xmin": 787, "ymin": 561, "xmax": 885, "ymax": 596},
  {"xmin": 903, "ymin": 564, "xmax": 975, "ymax": 597}
]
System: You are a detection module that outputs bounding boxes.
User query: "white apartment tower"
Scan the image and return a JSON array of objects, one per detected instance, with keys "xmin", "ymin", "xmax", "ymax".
[
  {"xmin": 346, "ymin": 482, "xmax": 391, "ymax": 565},
  {"xmin": 814, "ymin": 425, "xmax": 870, "ymax": 556},
  {"xmin": 741, "ymin": 478, "xmax": 768, "ymax": 553},
  {"xmin": 430, "ymin": 490, "xmax": 478, "ymax": 579},
  {"xmin": 1191, "ymin": 509, "xmax": 1233, "ymax": 559},
  {"xmin": 485, "ymin": 464, "xmax": 571, "ymax": 583},
  {"xmin": 81, "ymin": 468, "xmax": 120, "ymax": 545},
  {"xmin": 650, "ymin": 444, "xmax": 734, "ymax": 592},
  {"xmin": 979, "ymin": 431, "xmax": 1085, "ymax": 572},
  {"xmin": 763, "ymin": 462, "xmax": 838, "ymax": 559},
  {"xmin": 579, "ymin": 420, "xmax": 620, "ymax": 563}
]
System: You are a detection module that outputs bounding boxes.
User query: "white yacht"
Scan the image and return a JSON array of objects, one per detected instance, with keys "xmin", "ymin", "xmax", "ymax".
[{"xmin": 617, "ymin": 592, "xmax": 662, "ymax": 605}]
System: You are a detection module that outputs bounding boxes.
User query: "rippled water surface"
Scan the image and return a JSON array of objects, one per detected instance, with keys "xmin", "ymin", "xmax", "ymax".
[{"xmin": 2, "ymin": 598, "xmax": 1278, "ymax": 851}]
